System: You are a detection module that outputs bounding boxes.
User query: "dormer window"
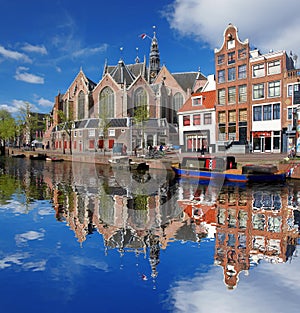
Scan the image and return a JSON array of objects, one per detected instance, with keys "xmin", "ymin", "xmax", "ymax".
[{"xmin": 192, "ymin": 96, "xmax": 202, "ymax": 106}]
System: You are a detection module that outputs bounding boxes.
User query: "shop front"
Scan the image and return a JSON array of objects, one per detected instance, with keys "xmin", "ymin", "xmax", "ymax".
[
  {"xmin": 252, "ymin": 131, "xmax": 281, "ymax": 153},
  {"xmin": 185, "ymin": 132, "xmax": 209, "ymax": 153}
]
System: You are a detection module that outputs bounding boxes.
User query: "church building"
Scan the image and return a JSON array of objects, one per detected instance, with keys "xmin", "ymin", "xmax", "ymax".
[{"xmin": 44, "ymin": 31, "xmax": 207, "ymax": 154}]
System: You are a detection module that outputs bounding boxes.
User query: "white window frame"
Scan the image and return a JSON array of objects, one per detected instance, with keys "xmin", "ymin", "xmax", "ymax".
[
  {"xmin": 252, "ymin": 63, "xmax": 265, "ymax": 78},
  {"xmin": 108, "ymin": 129, "xmax": 115, "ymax": 137}
]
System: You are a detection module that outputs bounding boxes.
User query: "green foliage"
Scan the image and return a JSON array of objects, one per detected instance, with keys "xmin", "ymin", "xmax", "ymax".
[
  {"xmin": 133, "ymin": 104, "xmax": 149, "ymax": 124},
  {"xmin": 0, "ymin": 109, "xmax": 16, "ymax": 143}
]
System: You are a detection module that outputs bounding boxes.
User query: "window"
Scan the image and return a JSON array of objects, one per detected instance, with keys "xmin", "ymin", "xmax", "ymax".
[
  {"xmin": 268, "ymin": 60, "xmax": 281, "ymax": 75},
  {"xmin": 134, "ymin": 87, "xmax": 148, "ymax": 106},
  {"xmin": 108, "ymin": 129, "xmax": 115, "ymax": 137},
  {"xmin": 228, "ymin": 51, "xmax": 235, "ymax": 64},
  {"xmin": 78, "ymin": 91, "xmax": 85, "ymax": 120},
  {"xmin": 273, "ymin": 103, "xmax": 280, "ymax": 120},
  {"xmin": 288, "ymin": 84, "xmax": 293, "ymax": 97},
  {"xmin": 238, "ymin": 85, "xmax": 247, "ymax": 103},
  {"xmin": 218, "ymin": 70, "xmax": 225, "ymax": 83},
  {"xmin": 218, "ymin": 89, "xmax": 226, "ymax": 105},
  {"xmin": 217, "ymin": 54, "xmax": 225, "ymax": 64},
  {"xmin": 99, "ymin": 87, "xmax": 115, "ymax": 118},
  {"xmin": 173, "ymin": 92, "xmax": 184, "ymax": 111},
  {"xmin": 287, "ymin": 107, "xmax": 293, "ymax": 120},
  {"xmin": 238, "ymin": 64, "xmax": 247, "ymax": 79},
  {"xmin": 253, "ymin": 106, "xmax": 262, "ymax": 121},
  {"xmin": 239, "ymin": 109, "xmax": 247, "ymax": 122},
  {"xmin": 204, "ymin": 113, "xmax": 212, "ymax": 125},
  {"xmin": 88, "ymin": 129, "xmax": 95, "ymax": 137},
  {"xmin": 263, "ymin": 105, "xmax": 272, "ymax": 120},
  {"xmin": 227, "ymin": 40, "xmax": 235, "ymax": 50},
  {"xmin": 252, "ymin": 63, "xmax": 265, "ymax": 77},
  {"xmin": 228, "ymin": 86, "xmax": 236, "ymax": 104},
  {"xmin": 193, "ymin": 114, "xmax": 201, "ymax": 125},
  {"xmin": 253, "ymin": 83, "xmax": 264, "ymax": 99},
  {"xmin": 238, "ymin": 48, "xmax": 247, "ymax": 59},
  {"xmin": 183, "ymin": 115, "xmax": 190, "ymax": 126},
  {"xmin": 228, "ymin": 110, "xmax": 236, "ymax": 122},
  {"xmin": 218, "ymin": 111, "xmax": 226, "ymax": 123},
  {"xmin": 228, "ymin": 67, "xmax": 236, "ymax": 81},
  {"xmin": 268, "ymin": 81, "xmax": 280, "ymax": 98},
  {"xmin": 192, "ymin": 96, "xmax": 202, "ymax": 106}
]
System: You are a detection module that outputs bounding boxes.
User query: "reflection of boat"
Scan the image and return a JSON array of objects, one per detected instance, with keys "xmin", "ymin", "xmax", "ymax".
[
  {"xmin": 171, "ymin": 156, "xmax": 286, "ymax": 183},
  {"xmin": 109, "ymin": 156, "xmax": 149, "ymax": 172},
  {"xmin": 29, "ymin": 153, "xmax": 47, "ymax": 160},
  {"xmin": 11, "ymin": 153, "xmax": 26, "ymax": 158},
  {"xmin": 46, "ymin": 157, "xmax": 64, "ymax": 162}
]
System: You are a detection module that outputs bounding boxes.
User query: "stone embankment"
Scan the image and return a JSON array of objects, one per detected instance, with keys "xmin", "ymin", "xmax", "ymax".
[{"xmin": 7, "ymin": 148, "xmax": 300, "ymax": 179}]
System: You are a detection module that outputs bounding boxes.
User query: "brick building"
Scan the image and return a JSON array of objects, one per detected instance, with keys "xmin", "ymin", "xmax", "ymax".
[
  {"xmin": 43, "ymin": 31, "xmax": 207, "ymax": 154},
  {"xmin": 215, "ymin": 23, "xmax": 299, "ymax": 153}
]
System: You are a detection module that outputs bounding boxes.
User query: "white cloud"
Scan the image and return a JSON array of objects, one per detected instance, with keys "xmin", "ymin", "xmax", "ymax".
[
  {"xmin": 165, "ymin": 0, "xmax": 300, "ymax": 55},
  {"xmin": 15, "ymin": 230, "xmax": 45, "ymax": 245},
  {"xmin": 37, "ymin": 97, "xmax": 53, "ymax": 108},
  {"xmin": 168, "ymin": 256, "xmax": 300, "ymax": 313},
  {"xmin": 0, "ymin": 104, "xmax": 19, "ymax": 114},
  {"xmin": 72, "ymin": 44, "xmax": 109, "ymax": 58},
  {"xmin": 15, "ymin": 66, "xmax": 44, "ymax": 84},
  {"xmin": 0, "ymin": 45, "xmax": 31, "ymax": 63},
  {"xmin": 22, "ymin": 43, "xmax": 47, "ymax": 55}
]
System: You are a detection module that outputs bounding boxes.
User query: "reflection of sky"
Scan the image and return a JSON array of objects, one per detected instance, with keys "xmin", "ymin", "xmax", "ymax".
[
  {"xmin": 169, "ymin": 252, "xmax": 300, "ymax": 313},
  {"xmin": 1, "ymin": 189, "xmax": 300, "ymax": 312}
]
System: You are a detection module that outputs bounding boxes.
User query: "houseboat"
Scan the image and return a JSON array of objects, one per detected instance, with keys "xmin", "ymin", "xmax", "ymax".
[{"xmin": 171, "ymin": 155, "xmax": 286, "ymax": 183}]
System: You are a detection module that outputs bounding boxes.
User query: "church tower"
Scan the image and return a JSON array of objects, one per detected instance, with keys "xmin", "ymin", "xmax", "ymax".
[{"xmin": 149, "ymin": 30, "xmax": 160, "ymax": 83}]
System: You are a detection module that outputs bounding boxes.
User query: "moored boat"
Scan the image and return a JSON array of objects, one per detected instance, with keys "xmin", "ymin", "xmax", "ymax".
[
  {"xmin": 29, "ymin": 153, "xmax": 47, "ymax": 160},
  {"xmin": 171, "ymin": 155, "xmax": 286, "ymax": 183}
]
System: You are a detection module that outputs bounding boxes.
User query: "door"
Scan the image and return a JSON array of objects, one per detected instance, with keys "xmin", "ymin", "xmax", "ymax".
[{"xmin": 260, "ymin": 137, "xmax": 265, "ymax": 152}]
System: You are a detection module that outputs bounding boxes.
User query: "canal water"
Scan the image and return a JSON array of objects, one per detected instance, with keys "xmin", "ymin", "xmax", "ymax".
[{"xmin": 0, "ymin": 156, "xmax": 299, "ymax": 313}]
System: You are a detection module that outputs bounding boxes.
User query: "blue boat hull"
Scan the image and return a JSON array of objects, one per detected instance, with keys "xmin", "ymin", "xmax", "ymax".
[{"xmin": 172, "ymin": 167, "xmax": 286, "ymax": 184}]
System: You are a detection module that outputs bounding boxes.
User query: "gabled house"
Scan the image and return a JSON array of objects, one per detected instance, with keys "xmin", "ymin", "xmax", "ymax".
[{"xmin": 177, "ymin": 75, "xmax": 216, "ymax": 153}]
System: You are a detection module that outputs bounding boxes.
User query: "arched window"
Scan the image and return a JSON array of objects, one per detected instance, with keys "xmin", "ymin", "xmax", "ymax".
[
  {"xmin": 173, "ymin": 92, "xmax": 184, "ymax": 111},
  {"xmin": 63, "ymin": 100, "xmax": 68, "ymax": 118},
  {"xmin": 172, "ymin": 92, "xmax": 184, "ymax": 123},
  {"xmin": 99, "ymin": 87, "xmax": 114, "ymax": 118},
  {"xmin": 77, "ymin": 91, "xmax": 85, "ymax": 120},
  {"xmin": 134, "ymin": 87, "xmax": 147, "ymax": 107}
]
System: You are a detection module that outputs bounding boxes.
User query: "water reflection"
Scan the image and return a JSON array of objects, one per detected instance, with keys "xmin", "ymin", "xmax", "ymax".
[{"xmin": 0, "ymin": 157, "xmax": 300, "ymax": 295}]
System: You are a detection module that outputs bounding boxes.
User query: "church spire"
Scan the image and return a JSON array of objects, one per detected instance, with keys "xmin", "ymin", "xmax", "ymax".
[{"xmin": 149, "ymin": 26, "xmax": 160, "ymax": 83}]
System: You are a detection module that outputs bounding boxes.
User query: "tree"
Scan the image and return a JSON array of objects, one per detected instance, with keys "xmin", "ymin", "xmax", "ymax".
[
  {"xmin": 0, "ymin": 109, "xmax": 16, "ymax": 152},
  {"xmin": 16, "ymin": 102, "xmax": 39, "ymax": 147},
  {"xmin": 133, "ymin": 104, "xmax": 149, "ymax": 152},
  {"xmin": 57, "ymin": 110, "xmax": 74, "ymax": 155},
  {"xmin": 98, "ymin": 96, "xmax": 113, "ymax": 155}
]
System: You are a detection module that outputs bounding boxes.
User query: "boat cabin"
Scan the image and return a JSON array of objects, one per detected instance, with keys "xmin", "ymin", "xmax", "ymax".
[{"xmin": 180, "ymin": 156, "xmax": 237, "ymax": 172}]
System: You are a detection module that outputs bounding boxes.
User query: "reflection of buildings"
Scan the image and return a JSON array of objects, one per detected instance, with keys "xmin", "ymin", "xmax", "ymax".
[
  {"xmin": 43, "ymin": 161, "xmax": 211, "ymax": 280},
  {"xmin": 175, "ymin": 180, "xmax": 300, "ymax": 289},
  {"xmin": 215, "ymin": 185, "xmax": 299, "ymax": 289}
]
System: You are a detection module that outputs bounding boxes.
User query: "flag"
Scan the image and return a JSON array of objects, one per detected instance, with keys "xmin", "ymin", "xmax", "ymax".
[{"xmin": 140, "ymin": 33, "xmax": 147, "ymax": 40}]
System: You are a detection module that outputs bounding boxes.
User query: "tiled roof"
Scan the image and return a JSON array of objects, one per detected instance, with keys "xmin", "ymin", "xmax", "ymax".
[
  {"xmin": 108, "ymin": 118, "xmax": 128, "ymax": 127},
  {"xmin": 178, "ymin": 90, "xmax": 216, "ymax": 113},
  {"xmin": 172, "ymin": 72, "xmax": 206, "ymax": 92}
]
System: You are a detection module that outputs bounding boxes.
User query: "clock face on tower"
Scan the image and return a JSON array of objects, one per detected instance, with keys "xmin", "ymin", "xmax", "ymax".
[{"xmin": 150, "ymin": 72, "xmax": 156, "ymax": 78}]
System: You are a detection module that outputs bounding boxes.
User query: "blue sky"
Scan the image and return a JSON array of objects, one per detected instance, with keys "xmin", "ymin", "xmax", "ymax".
[{"xmin": 1, "ymin": 0, "xmax": 300, "ymax": 114}]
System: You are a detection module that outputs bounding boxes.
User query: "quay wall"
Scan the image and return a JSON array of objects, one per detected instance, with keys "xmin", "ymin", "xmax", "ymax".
[{"xmin": 7, "ymin": 148, "xmax": 300, "ymax": 179}]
